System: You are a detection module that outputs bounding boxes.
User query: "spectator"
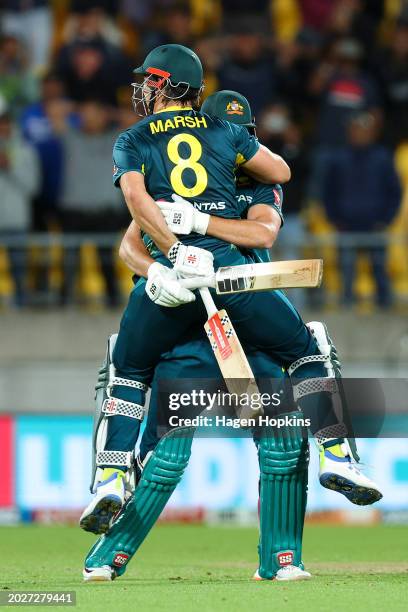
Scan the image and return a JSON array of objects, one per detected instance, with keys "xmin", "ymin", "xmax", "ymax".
[
  {"xmin": 298, "ymin": 0, "xmax": 337, "ymax": 32},
  {"xmin": 221, "ymin": 0, "xmax": 269, "ymax": 15},
  {"xmin": 141, "ymin": 3, "xmax": 196, "ymax": 56},
  {"xmin": 322, "ymin": 113, "xmax": 401, "ymax": 307},
  {"xmin": 1, "ymin": 0, "xmax": 52, "ymax": 71},
  {"xmin": 328, "ymin": 0, "xmax": 384, "ymax": 53},
  {"xmin": 258, "ymin": 103, "xmax": 309, "ymax": 308},
  {"xmin": 217, "ymin": 22, "xmax": 276, "ymax": 116},
  {"xmin": 61, "ymin": 3, "xmax": 123, "ymax": 48},
  {"xmin": 54, "ymin": 7, "xmax": 131, "ymax": 105},
  {"xmin": 70, "ymin": 1, "xmax": 119, "ymax": 17},
  {"xmin": 0, "ymin": 34, "xmax": 37, "ymax": 117},
  {"xmin": 377, "ymin": 15, "xmax": 408, "ymax": 147},
  {"xmin": 120, "ymin": 0, "xmax": 171, "ymax": 28},
  {"xmin": 275, "ymin": 27, "xmax": 323, "ymax": 122},
  {"xmin": 311, "ymin": 37, "xmax": 381, "ymax": 147},
  {"xmin": 56, "ymin": 99, "xmax": 129, "ymax": 307},
  {"xmin": 0, "ymin": 103, "xmax": 39, "ymax": 306},
  {"xmin": 20, "ymin": 73, "xmax": 79, "ymax": 231}
]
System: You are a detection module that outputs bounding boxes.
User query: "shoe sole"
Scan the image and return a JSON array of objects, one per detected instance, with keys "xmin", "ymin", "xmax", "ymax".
[
  {"xmin": 83, "ymin": 574, "xmax": 113, "ymax": 582},
  {"xmin": 320, "ymin": 473, "xmax": 383, "ymax": 506},
  {"xmin": 79, "ymin": 495, "xmax": 122, "ymax": 534},
  {"xmin": 276, "ymin": 574, "xmax": 311, "ymax": 581},
  {"xmin": 253, "ymin": 573, "xmax": 311, "ymax": 581}
]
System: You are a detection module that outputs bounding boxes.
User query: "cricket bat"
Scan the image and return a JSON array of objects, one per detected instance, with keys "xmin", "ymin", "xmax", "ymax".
[
  {"xmin": 199, "ymin": 287, "xmax": 262, "ymax": 422},
  {"xmin": 181, "ymin": 259, "xmax": 323, "ymax": 294}
]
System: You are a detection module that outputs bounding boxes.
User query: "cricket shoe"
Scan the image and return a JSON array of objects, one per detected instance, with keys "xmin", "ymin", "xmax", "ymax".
[
  {"xmin": 253, "ymin": 566, "xmax": 312, "ymax": 581},
  {"xmin": 83, "ymin": 566, "xmax": 116, "ymax": 582},
  {"xmin": 79, "ymin": 468, "xmax": 125, "ymax": 534},
  {"xmin": 319, "ymin": 441, "xmax": 382, "ymax": 505}
]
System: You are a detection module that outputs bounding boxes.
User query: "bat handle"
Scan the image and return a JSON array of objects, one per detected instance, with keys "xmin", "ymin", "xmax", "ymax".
[
  {"xmin": 199, "ymin": 287, "xmax": 218, "ymax": 318},
  {"xmin": 179, "ymin": 275, "xmax": 215, "ymax": 290}
]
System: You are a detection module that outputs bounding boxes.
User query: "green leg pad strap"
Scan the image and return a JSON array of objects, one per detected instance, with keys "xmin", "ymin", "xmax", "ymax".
[
  {"xmin": 84, "ymin": 427, "xmax": 194, "ymax": 574},
  {"xmin": 258, "ymin": 413, "xmax": 309, "ymax": 579}
]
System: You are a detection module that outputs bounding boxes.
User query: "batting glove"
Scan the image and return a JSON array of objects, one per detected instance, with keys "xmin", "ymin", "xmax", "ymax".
[
  {"xmin": 157, "ymin": 194, "xmax": 210, "ymax": 236},
  {"xmin": 145, "ymin": 261, "xmax": 196, "ymax": 307},
  {"xmin": 167, "ymin": 241, "xmax": 214, "ymax": 278}
]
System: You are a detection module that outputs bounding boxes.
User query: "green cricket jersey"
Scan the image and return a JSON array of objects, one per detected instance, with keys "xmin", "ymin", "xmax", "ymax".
[
  {"xmin": 113, "ymin": 106, "xmax": 258, "ymax": 249},
  {"xmin": 113, "ymin": 106, "xmax": 259, "ymax": 212},
  {"xmin": 113, "ymin": 105, "xmax": 283, "ymax": 264},
  {"xmin": 236, "ymin": 174, "xmax": 284, "ymax": 264}
]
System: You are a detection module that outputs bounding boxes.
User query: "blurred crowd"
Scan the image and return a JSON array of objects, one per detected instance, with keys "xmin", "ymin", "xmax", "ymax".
[{"xmin": 0, "ymin": 0, "xmax": 408, "ymax": 309}]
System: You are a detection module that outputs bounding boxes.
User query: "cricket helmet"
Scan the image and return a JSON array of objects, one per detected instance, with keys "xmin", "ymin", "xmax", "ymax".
[
  {"xmin": 132, "ymin": 44, "xmax": 204, "ymax": 116},
  {"xmin": 201, "ymin": 90, "xmax": 256, "ymax": 130}
]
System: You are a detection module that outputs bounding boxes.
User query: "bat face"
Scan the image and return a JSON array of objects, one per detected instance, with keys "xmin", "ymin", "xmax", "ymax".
[
  {"xmin": 204, "ymin": 309, "xmax": 263, "ymax": 421},
  {"xmin": 215, "ymin": 259, "xmax": 323, "ymax": 294}
]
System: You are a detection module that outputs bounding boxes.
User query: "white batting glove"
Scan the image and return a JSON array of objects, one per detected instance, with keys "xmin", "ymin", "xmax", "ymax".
[
  {"xmin": 167, "ymin": 241, "xmax": 214, "ymax": 278},
  {"xmin": 145, "ymin": 261, "xmax": 196, "ymax": 307},
  {"xmin": 157, "ymin": 194, "xmax": 210, "ymax": 236}
]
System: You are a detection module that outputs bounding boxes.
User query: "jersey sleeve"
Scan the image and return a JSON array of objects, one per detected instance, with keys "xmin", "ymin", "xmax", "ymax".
[
  {"xmin": 246, "ymin": 182, "xmax": 284, "ymax": 226},
  {"xmin": 112, "ymin": 130, "xmax": 146, "ymax": 187},
  {"xmin": 230, "ymin": 123, "xmax": 260, "ymax": 166}
]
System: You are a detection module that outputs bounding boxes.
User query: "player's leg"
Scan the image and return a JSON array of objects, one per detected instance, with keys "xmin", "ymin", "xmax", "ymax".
[
  {"xmin": 219, "ymin": 288, "xmax": 382, "ymax": 504},
  {"xmin": 302, "ymin": 322, "xmax": 381, "ymax": 504},
  {"xmin": 82, "ymin": 336, "xmax": 219, "ymax": 580},
  {"xmin": 80, "ymin": 333, "xmax": 145, "ymax": 534},
  {"xmin": 80, "ymin": 279, "xmax": 202, "ymax": 532},
  {"xmin": 246, "ymin": 351, "xmax": 310, "ymax": 580},
  {"xmin": 83, "ymin": 426, "xmax": 194, "ymax": 580},
  {"xmin": 255, "ymin": 411, "xmax": 310, "ymax": 581},
  {"xmin": 83, "ymin": 342, "xmax": 304, "ymax": 582},
  {"xmin": 111, "ymin": 277, "xmax": 203, "ymax": 409}
]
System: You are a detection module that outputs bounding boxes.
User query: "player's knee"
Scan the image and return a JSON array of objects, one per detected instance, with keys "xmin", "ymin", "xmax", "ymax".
[
  {"xmin": 287, "ymin": 321, "xmax": 342, "ymax": 403},
  {"xmin": 258, "ymin": 418, "xmax": 309, "ymax": 477},
  {"xmin": 141, "ymin": 427, "xmax": 193, "ymax": 490}
]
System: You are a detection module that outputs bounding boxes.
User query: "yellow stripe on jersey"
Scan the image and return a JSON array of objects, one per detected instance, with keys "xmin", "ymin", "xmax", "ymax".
[{"xmin": 236, "ymin": 153, "xmax": 247, "ymax": 166}]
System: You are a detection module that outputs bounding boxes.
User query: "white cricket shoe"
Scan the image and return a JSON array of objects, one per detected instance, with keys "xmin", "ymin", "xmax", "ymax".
[
  {"xmin": 83, "ymin": 566, "xmax": 115, "ymax": 582},
  {"xmin": 79, "ymin": 469, "xmax": 125, "ymax": 534},
  {"xmin": 253, "ymin": 566, "xmax": 312, "ymax": 581},
  {"xmin": 319, "ymin": 442, "xmax": 382, "ymax": 505}
]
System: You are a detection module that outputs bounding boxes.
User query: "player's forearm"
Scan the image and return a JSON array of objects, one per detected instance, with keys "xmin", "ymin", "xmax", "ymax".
[
  {"xmin": 119, "ymin": 221, "xmax": 154, "ymax": 277},
  {"xmin": 134, "ymin": 199, "xmax": 177, "ymax": 254},
  {"xmin": 243, "ymin": 145, "xmax": 291, "ymax": 184},
  {"xmin": 207, "ymin": 216, "xmax": 279, "ymax": 249},
  {"xmin": 120, "ymin": 173, "xmax": 178, "ymax": 255}
]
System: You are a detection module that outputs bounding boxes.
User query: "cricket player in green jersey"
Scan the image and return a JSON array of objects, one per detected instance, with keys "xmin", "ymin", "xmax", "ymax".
[
  {"xmin": 83, "ymin": 97, "xmax": 310, "ymax": 581},
  {"xmin": 80, "ymin": 45, "xmax": 381, "ymax": 549},
  {"xmin": 81, "ymin": 90, "xmax": 377, "ymax": 581}
]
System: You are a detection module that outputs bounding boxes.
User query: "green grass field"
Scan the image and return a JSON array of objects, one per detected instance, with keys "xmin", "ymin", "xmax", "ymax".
[{"xmin": 1, "ymin": 524, "xmax": 407, "ymax": 611}]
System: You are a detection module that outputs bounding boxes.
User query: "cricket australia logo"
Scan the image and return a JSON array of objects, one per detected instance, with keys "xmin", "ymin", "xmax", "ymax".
[{"xmin": 226, "ymin": 100, "xmax": 244, "ymax": 115}]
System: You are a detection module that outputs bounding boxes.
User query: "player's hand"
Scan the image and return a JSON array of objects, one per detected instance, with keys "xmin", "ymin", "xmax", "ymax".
[
  {"xmin": 157, "ymin": 194, "xmax": 209, "ymax": 236},
  {"xmin": 167, "ymin": 241, "xmax": 214, "ymax": 278},
  {"xmin": 145, "ymin": 261, "xmax": 196, "ymax": 307}
]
